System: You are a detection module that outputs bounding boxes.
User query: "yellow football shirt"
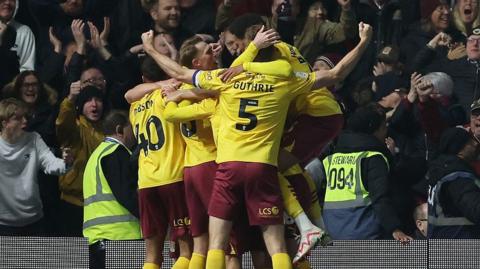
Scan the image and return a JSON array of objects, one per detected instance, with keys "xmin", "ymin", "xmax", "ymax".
[
  {"xmin": 164, "ymin": 83, "xmax": 218, "ymax": 167},
  {"xmin": 129, "ymin": 90, "xmax": 185, "ymax": 189},
  {"xmin": 274, "ymin": 42, "xmax": 342, "ymax": 117},
  {"xmin": 193, "ymin": 69, "xmax": 316, "ymax": 166}
]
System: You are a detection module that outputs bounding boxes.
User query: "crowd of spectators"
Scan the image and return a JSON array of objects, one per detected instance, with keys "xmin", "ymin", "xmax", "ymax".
[{"xmin": 1, "ymin": 0, "xmax": 480, "ymax": 265}]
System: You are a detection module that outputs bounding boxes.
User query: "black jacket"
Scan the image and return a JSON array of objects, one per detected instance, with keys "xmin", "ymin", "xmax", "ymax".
[
  {"xmin": 411, "ymin": 46, "xmax": 478, "ymax": 116},
  {"xmin": 331, "ymin": 131, "xmax": 403, "ymax": 236},
  {"xmin": 427, "ymin": 155, "xmax": 480, "ymax": 225},
  {"xmin": 101, "ymin": 144, "xmax": 139, "ymax": 218},
  {"xmin": 400, "ymin": 24, "xmax": 464, "ymax": 70},
  {"xmin": 0, "ymin": 26, "xmax": 19, "ymax": 90}
]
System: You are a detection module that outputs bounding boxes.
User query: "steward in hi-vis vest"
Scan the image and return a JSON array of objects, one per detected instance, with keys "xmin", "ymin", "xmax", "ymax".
[
  {"xmin": 321, "ymin": 104, "xmax": 411, "ymax": 241},
  {"xmin": 83, "ymin": 139, "xmax": 141, "ymax": 244},
  {"xmin": 427, "ymin": 127, "xmax": 480, "ymax": 239},
  {"xmin": 83, "ymin": 111, "xmax": 141, "ymax": 269}
]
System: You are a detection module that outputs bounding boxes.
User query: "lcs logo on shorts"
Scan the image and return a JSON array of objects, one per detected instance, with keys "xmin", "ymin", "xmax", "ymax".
[
  {"xmin": 258, "ymin": 206, "xmax": 280, "ymax": 217},
  {"xmin": 173, "ymin": 217, "xmax": 191, "ymax": 227}
]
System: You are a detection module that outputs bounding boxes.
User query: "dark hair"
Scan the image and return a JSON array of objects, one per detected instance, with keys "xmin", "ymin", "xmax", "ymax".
[
  {"xmin": 140, "ymin": 0, "xmax": 158, "ymax": 12},
  {"xmin": 141, "ymin": 56, "xmax": 167, "ymax": 82},
  {"xmin": 11, "ymin": 71, "xmax": 49, "ymax": 105},
  {"xmin": 179, "ymin": 35, "xmax": 204, "ymax": 68},
  {"xmin": 351, "ymin": 78, "xmax": 374, "ymax": 107},
  {"xmin": 75, "ymin": 86, "xmax": 105, "ymax": 115},
  {"xmin": 227, "ymin": 13, "xmax": 265, "ymax": 39},
  {"xmin": 347, "ymin": 103, "xmax": 386, "ymax": 134},
  {"xmin": 102, "ymin": 110, "xmax": 130, "ymax": 135}
]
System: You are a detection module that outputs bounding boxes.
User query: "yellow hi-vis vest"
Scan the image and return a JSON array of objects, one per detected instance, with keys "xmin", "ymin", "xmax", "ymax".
[
  {"xmin": 83, "ymin": 141, "xmax": 142, "ymax": 245},
  {"xmin": 322, "ymin": 151, "xmax": 389, "ymax": 209}
]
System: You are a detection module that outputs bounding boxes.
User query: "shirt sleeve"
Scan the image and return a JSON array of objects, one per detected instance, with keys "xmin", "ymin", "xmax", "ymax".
[
  {"xmin": 164, "ymin": 99, "xmax": 216, "ymax": 122},
  {"xmin": 362, "ymin": 155, "xmax": 402, "ymax": 235},
  {"xmin": 101, "ymin": 146, "xmax": 140, "ymax": 218},
  {"xmin": 55, "ymin": 98, "xmax": 80, "ymax": 146},
  {"xmin": 35, "ymin": 133, "xmax": 67, "ymax": 175},
  {"xmin": 193, "ymin": 70, "xmax": 225, "ymax": 91},
  {"xmin": 243, "ymin": 59, "xmax": 293, "ymax": 78},
  {"xmin": 16, "ymin": 25, "xmax": 36, "ymax": 71},
  {"xmin": 231, "ymin": 42, "xmax": 260, "ymax": 67}
]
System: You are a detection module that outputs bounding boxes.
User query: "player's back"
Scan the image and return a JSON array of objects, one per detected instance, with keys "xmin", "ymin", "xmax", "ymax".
[
  {"xmin": 129, "ymin": 90, "xmax": 185, "ymax": 189},
  {"xmin": 274, "ymin": 42, "xmax": 341, "ymax": 117},
  {"xmin": 177, "ymin": 83, "xmax": 217, "ymax": 167},
  {"xmin": 194, "ymin": 69, "xmax": 315, "ymax": 166}
]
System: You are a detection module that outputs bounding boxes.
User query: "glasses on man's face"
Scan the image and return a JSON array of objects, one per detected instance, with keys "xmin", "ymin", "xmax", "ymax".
[{"xmin": 417, "ymin": 219, "xmax": 428, "ymax": 222}]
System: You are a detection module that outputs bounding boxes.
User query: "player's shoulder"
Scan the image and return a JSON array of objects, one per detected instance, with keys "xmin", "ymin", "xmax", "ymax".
[{"xmin": 274, "ymin": 42, "xmax": 300, "ymax": 56}]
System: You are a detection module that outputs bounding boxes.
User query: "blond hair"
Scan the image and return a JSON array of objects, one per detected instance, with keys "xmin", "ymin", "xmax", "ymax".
[
  {"xmin": 0, "ymin": 98, "xmax": 27, "ymax": 130},
  {"xmin": 453, "ymin": 2, "xmax": 480, "ymax": 36}
]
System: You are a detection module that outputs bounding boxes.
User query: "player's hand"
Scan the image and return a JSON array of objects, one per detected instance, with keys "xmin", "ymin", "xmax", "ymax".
[
  {"xmin": 61, "ymin": 147, "xmax": 74, "ymax": 167},
  {"xmin": 219, "ymin": 65, "xmax": 244, "ymax": 82},
  {"xmin": 392, "ymin": 229, "xmax": 413, "ymax": 245},
  {"xmin": 252, "ymin": 25, "xmax": 280, "ymax": 49},
  {"xmin": 48, "ymin": 26, "xmax": 62, "ymax": 53},
  {"xmin": 141, "ymin": 30, "xmax": 155, "ymax": 54},
  {"xmin": 156, "ymin": 78, "xmax": 181, "ymax": 89},
  {"xmin": 68, "ymin": 81, "xmax": 81, "ymax": 101},
  {"xmin": 164, "ymin": 90, "xmax": 185, "ymax": 103},
  {"xmin": 160, "ymin": 82, "xmax": 180, "ymax": 97},
  {"xmin": 358, "ymin": 22, "xmax": 372, "ymax": 43}
]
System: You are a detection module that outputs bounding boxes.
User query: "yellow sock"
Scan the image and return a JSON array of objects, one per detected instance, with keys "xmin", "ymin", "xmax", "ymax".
[
  {"xmin": 189, "ymin": 253, "xmax": 206, "ymax": 269},
  {"xmin": 295, "ymin": 259, "xmax": 311, "ymax": 269},
  {"xmin": 172, "ymin": 257, "xmax": 190, "ymax": 269},
  {"xmin": 143, "ymin": 263, "xmax": 160, "ymax": 269},
  {"xmin": 206, "ymin": 249, "xmax": 225, "ymax": 269},
  {"xmin": 278, "ymin": 173, "xmax": 304, "ymax": 218},
  {"xmin": 272, "ymin": 253, "xmax": 292, "ymax": 269}
]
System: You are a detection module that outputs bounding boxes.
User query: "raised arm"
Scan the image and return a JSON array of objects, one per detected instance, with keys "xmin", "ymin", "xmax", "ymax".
[
  {"xmin": 313, "ymin": 22, "xmax": 372, "ymax": 89},
  {"xmin": 164, "ymin": 99, "xmax": 216, "ymax": 122},
  {"xmin": 142, "ymin": 30, "xmax": 195, "ymax": 84},
  {"xmin": 124, "ymin": 79, "xmax": 181, "ymax": 104}
]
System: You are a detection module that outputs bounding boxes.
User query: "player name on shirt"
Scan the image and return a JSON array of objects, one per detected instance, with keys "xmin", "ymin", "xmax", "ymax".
[
  {"xmin": 233, "ymin": 81, "xmax": 274, "ymax": 92},
  {"xmin": 133, "ymin": 99, "xmax": 154, "ymax": 115}
]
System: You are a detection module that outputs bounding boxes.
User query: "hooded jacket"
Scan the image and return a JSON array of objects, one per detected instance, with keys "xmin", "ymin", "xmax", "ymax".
[{"xmin": 427, "ymin": 154, "xmax": 480, "ymax": 238}]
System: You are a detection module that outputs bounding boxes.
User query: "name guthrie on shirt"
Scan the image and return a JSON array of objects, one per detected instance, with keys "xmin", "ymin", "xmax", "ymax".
[{"xmin": 233, "ymin": 81, "xmax": 274, "ymax": 92}]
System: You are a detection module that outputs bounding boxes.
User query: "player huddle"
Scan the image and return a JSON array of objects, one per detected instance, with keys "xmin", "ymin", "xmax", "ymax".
[{"xmin": 127, "ymin": 14, "xmax": 373, "ymax": 269}]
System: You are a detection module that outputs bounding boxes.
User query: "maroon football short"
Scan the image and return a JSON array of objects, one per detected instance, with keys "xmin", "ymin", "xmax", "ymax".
[
  {"xmin": 290, "ymin": 114, "xmax": 344, "ymax": 166},
  {"xmin": 208, "ymin": 162, "xmax": 284, "ymax": 226},
  {"xmin": 138, "ymin": 182, "xmax": 190, "ymax": 240},
  {"xmin": 184, "ymin": 161, "xmax": 217, "ymax": 237}
]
